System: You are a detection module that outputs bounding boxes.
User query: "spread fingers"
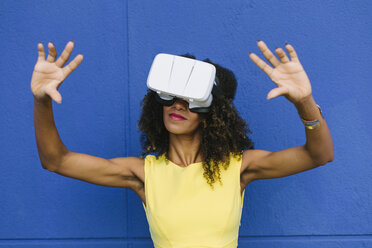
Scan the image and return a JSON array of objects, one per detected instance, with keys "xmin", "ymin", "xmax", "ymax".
[
  {"xmin": 55, "ymin": 41, "xmax": 74, "ymax": 67},
  {"xmin": 46, "ymin": 42, "xmax": 57, "ymax": 62},
  {"xmin": 257, "ymin": 41, "xmax": 280, "ymax": 67},
  {"xmin": 249, "ymin": 52, "xmax": 274, "ymax": 76},
  {"xmin": 275, "ymin": 47, "xmax": 290, "ymax": 63},
  {"xmin": 37, "ymin": 43, "xmax": 45, "ymax": 62},
  {"xmin": 62, "ymin": 54, "xmax": 84, "ymax": 77},
  {"xmin": 285, "ymin": 43, "xmax": 299, "ymax": 62}
]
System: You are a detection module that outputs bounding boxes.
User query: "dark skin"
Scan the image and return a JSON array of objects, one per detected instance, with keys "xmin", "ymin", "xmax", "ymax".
[{"xmin": 32, "ymin": 41, "xmax": 334, "ymax": 206}]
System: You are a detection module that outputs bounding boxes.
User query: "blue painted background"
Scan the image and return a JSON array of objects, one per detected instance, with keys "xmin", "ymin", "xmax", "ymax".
[{"xmin": 1, "ymin": 0, "xmax": 371, "ymax": 247}]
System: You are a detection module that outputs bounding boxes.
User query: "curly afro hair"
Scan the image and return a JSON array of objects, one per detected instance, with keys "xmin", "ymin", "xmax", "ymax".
[{"xmin": 138, "ymin": 54, "xmax": 254, "ymax": 187}]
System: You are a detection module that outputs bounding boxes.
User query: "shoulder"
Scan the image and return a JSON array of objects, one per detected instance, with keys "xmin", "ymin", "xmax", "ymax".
[
  {"xmin": 241, "ymin": 149, "xmax": 272, "ymax": 171},
  {"xmin": 129, "ymin": 156, "xmax": 145, "ymax": 175},
  {"xmin": 112, "ymin": 156, "xmax": 145, "ymax": 183},
  {"xmin": 240, "ymin": 149, "xmax": 272, "ymax": 183},
  {"xmin": 105, "ymin": 156, "xmax": 144, "ymax": 176},
  {"xmin": 102, "ymin": 157, "xmax": 145, "ymax": 190},
  {"xmin": 143, "ymin": 154, "xmax": 166, "ymax": 166}
]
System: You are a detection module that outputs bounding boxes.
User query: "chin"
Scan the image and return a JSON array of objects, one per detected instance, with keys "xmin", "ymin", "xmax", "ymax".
[
  {"xmin": 165, "ymin": 123, "xmax": 189, "ymax": 135},
  {"xmin": 164, "ymin": 122, "xmax": 200, "ymax": 136}
]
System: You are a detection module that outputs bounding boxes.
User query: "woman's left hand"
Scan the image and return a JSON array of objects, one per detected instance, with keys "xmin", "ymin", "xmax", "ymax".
[{"xmin": 249, "ymin": 40, "xmax": 312, "ymax": 104}]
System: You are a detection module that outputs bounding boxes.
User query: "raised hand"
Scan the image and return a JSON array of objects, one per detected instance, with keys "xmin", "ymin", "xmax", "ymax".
[
  {"xmin": 30, "ymin": 41, "xmax": 83, "ymax": 103},
  {"xmin": 249, "ymin": 40, "xmax": 312, "ymax": 104}
]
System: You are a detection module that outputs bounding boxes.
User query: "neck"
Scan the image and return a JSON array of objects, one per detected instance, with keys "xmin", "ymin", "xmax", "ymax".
[{"xmin": 168, "ymin": 130, "xmax": 203, "ymax": 167}]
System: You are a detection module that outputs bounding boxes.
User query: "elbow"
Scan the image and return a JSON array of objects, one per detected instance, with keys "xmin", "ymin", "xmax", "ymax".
[
  {"xmin": 307, "ymin": 144, "xmax": 334, "ymax": 166},
  {"xmin": 39, "ymin": 151, "xmax": 69, "ymax": 172},
  {"xmin": 39, "ymin": 158, "xmax": 50, "ymax": 171},
  {"xmin": 37, "ymin": 145, "xmax": 69, "ymax": 172},
  {"xmin": 40, "ymin": 162, "xmax": 48, "ymax": 170},
  {"xmin": 325, "ymin": 149, "xmax": 335, "ymax": 164},
  {"xmin": 328, "ymin": 152, "xmax": 335, "ymax": 163},
  {"xmin": 40, "ymin": 161, "xmax": 58, "ymax": 172},
  {"xmin": 47, "ymin": 165, "xmax": 59, "ymax": 172},
  {"xmin": 315, "ymin": 152, "xmax": 334, "ymax": 166},
  {"xmin": 319, "ymin": 158, "xmax": 333, "ymax": 166}
]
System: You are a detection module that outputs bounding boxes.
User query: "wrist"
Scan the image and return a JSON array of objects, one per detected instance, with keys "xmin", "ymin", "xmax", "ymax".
[
  {"xmin": 34, "ymin": 94, "xmax": 51, "ymax": 103},
  {"xmin": 34, "ymin": 96, "xmax": 53, "ymax": 109},
  {"xmin": 294, "ymin": 94, "xmax": 314, "ymax": 109},
  {"xmin": 294, "ymin": 95, "xmax": 324, "ymax": 123}
]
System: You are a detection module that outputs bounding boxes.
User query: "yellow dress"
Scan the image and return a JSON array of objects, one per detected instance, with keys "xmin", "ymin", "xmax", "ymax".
[{"xmin": 142, "ymin": 153, "xmax": 245, "ymax": 248}]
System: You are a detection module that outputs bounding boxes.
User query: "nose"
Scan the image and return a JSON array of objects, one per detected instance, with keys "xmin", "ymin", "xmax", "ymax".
[{"xmin": 172, "ymin": 98, "xmax": 188, "ymax": 110}]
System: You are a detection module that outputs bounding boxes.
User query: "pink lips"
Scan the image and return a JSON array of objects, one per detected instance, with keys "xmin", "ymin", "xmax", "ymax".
[{"xmin": 169, "ymin": 113, "xmax": 186, "ymax": 121}]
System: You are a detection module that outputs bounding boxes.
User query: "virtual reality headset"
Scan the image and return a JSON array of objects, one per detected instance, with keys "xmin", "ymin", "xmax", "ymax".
[{"xmin": 147, "ymin": 53, "xmax": 223, "ymax": 113}]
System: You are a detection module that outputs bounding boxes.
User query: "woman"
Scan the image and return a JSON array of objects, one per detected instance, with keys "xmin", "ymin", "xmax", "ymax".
[{"xmin": 31, "ymin": 40, "xmax": 334, "ymax": 248}]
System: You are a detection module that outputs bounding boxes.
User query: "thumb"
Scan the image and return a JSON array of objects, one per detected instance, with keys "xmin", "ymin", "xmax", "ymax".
[
  {"xmin": 267, "ymin": 87, "xmax": 288, "ymax": 100},
  {"xmin": 45, "ymin": 87, "xmax": 62, "ymax": 104}
]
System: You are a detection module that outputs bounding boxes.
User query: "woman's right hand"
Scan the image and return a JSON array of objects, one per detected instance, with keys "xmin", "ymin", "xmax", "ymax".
[{"xmin": 31, "ymin": 41, "xmax": 83, "ymax": 103}]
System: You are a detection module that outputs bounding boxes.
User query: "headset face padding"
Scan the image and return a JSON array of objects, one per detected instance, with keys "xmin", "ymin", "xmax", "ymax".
[
  {"xmin": 154, "ymin": 93, "xmax": 176, "ymax": 106},
  {"xmin": 154, "ymin": 92, "xmax": 211, "ymax": 113}
]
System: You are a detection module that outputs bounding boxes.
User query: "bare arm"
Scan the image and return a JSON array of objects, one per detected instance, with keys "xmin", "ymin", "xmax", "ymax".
[
  {"xmin": 34, "ymin": 96, "xmax": 68, "ymax": 170},
  {"xmin": 242, "ymin": 98, "xmax": 333, "ymax": 182},
  {"xmin": 32, "ymin": 42, "xmax": 144, "ymax": 189},
  {"xmin": 295, "ymin": 95, "xmax": 333, "ymax": 164},
  {"xmin": 34, "ymin": 96, "xmax": 144, "ymax": 189}
]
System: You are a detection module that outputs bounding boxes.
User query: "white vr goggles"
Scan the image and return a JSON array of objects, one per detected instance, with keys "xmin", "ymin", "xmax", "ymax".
[{"xmin": 146, "ymin": 53, "xmax": 223, "ymax": 113}]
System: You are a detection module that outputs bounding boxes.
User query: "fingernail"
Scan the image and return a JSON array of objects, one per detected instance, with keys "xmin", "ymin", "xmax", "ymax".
[
  {"xmin": 71, "ymin": 40, "xmax": 74, "ymax": 43},
  {"xmin": 249, "ymin": 52, "xmax": 252, "ymax": 55},
  {"xmin": 257, "ymin": 40, "xmax": 261, "ymax": 43}
]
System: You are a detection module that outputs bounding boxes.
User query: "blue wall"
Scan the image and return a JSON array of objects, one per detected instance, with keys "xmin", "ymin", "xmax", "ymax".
[{"xmin": 1, "ymin": 0, "xmax": 371, "ymax": 247}]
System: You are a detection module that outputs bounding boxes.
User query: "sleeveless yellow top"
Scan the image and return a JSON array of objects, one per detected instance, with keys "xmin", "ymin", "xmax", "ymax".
[{"xmin": 142, "ymin": 153, "xmax": 245, "ymax": 248}]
